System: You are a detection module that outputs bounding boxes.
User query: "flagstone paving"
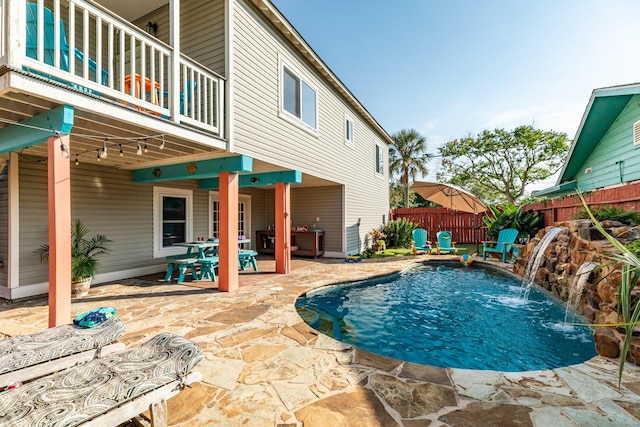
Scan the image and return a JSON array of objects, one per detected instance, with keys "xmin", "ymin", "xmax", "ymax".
[{"xmin": 2, "ymin": 255, "xmax": 640, "ymax": 426}]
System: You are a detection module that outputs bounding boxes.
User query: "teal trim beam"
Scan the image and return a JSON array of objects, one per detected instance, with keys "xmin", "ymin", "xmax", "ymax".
[
  {"xmin": 0, "ymin": 105, "xmax": 74, "ymax": 154},
  {"xmin": 199, "ymin": 170, "xmax": 302, "ymax": 189},
  {"xmin": 132, "ymin": 155, "xmax": 253, "ymax": 183}
]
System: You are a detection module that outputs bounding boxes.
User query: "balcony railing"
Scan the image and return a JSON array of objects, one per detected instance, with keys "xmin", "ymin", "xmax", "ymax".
[{"xmin": 2, "ymin": 0, "xmax": 225, "ymax": 136}]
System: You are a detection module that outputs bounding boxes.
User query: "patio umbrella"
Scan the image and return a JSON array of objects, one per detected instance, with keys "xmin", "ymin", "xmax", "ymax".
[
  {"xmin": 411, "ymin": 181, "xmax": 487, "ymax": 213},
  {"xmin": 411, "ymin": 181, "xmax": 488, "ymax": 251}
]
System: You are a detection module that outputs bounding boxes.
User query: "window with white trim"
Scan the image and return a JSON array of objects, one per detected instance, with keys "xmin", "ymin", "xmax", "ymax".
[
  {"xmin": 279, "ymin": 56, "xmax": 318, "ymax": 130},
  {"xmin": 209, "ymin": 193, "xmax": 251, "ymax": 239},
  {"xmin": 344, "ymin": 115, "xmax": 354, "ymax": 146},
  {"xmin": 153, "ymin": 187, "xmax": 193, "ymax": 257},
  {"xmin": 375, "ymin": 142, "xmax": 385, "ymax": 176}
]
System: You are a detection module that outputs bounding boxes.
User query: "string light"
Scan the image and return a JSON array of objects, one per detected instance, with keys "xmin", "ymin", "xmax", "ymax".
[
  {"xmin": 136, "ymin": 142, "xmax": 143, "ymax": 156},
  {"xmin": 100, "ymin": 138, "xmax": 108, "ymax": 159},
  {"xmin": 0, "ymin": 117, "xmax": 168, "ymax": 164}
]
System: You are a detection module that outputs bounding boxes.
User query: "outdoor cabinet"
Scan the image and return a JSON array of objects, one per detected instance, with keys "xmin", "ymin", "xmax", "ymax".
[{"xmin": 256, "ymin": 230, "xmax": 325, "ymax": 258}]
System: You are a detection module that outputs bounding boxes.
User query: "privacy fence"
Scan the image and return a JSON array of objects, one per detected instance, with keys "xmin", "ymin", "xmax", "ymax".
[
  {"xmin": 523, "ymin": 181, "xmax": 640, "ymax": 227},
  {"xmin": 389, "ymin": 208, "xmax": 487, "ymax": 244}
]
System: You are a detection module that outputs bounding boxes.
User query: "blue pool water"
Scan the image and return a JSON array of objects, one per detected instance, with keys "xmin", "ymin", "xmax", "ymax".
[{"xmin": 295, "ymin": 263, "xmax": 596, "ymax": 371}]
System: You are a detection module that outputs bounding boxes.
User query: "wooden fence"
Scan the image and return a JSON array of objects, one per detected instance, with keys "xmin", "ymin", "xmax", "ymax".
[
  {"xmin": 390, "ymin": 208, "xmax": 487, "ymax": 244},
  {"xmin": 524, "ymin": 181, "xmax": 640, "ymax": 227}
]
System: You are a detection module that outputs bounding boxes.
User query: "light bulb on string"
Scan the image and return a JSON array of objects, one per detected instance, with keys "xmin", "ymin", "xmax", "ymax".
[
  {"xmin": 100, "ymin": 139, "xmax": 108, "ymax": 159},
  {"xmin": 159, "ymin": 135, "xmax": 165, "ymax": 150},
  {"xmin": 96, "ymin": 148, "xmax": 101, "ymax": 162},
  {"xmin": 119, "ymin": 144, "xmax": 124, "ymax": 157},
  {"xmin": 136, "ymin": 142, "xmax": 143, "ymax": 155},
  {"xmin": 144, "ymin": 142, "xmax": 148, "ymax": 153},
  {"xmin": 75, "ymin": 154, "xmax": 79, "ymax": 166},
  {"xmin": 60, "ymin": 142, "xmax": 70, "ymax": 159}
]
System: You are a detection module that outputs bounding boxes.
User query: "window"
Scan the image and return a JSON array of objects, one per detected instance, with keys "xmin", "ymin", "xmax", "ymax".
[
  {"xmin": 344, "ymin": 115, "xmax": 354, "ymax": 146},
  {"xmin": 279, "ymin": 57, "xmax": 318, "ymax": 131},
  {"xmin": 153, "ymin": 187, "xmax": 192, "ymax": 257},
  {"xmin": 375, "ymin": 143, "xmax": 385, "ymax": 176},
  {"xmin": 209, "ymin": 193, "xmax": 251, "ymax": 239}
]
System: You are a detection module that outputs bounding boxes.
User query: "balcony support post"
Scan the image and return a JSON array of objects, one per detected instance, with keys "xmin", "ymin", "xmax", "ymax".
[
  {"xmin": 170, "ymin": 0, "xmax": 181, "ymax": 123},
  {"xmin": 6, "ymin": 0, "xmax": 26, "ymax": 68}
]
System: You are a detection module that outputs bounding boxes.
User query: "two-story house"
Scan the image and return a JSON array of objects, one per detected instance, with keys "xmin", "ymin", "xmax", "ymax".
[{"xmin": 0, "ymin": 0, "xmax": 392, "ymax": 312}]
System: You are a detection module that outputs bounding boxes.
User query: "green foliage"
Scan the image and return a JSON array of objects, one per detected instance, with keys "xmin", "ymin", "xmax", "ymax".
[
  {"xmin": 34, "ymin": 219, "xmax": 112, "ymax": 283},
  {"xmin": 578, "ymin": 193, "xmax": 640, "ymax": 387},
  {"xmin": 573, "ymin": 205, "xmax": 640, "ymax": 225},
  {"xmin": 626, "ymin": 239, "xmax": 640, "ymax": 259},
  {"xmin": 361, "ymin": 247, "xmax": 375, "ymax": 259},
  {"xmin": 389, "ymin": 129, "xmax": 432, "ymax": 208},
  {"xmin": 483, "ymin": 204, "xmax": 544, "ymax": 240},
  {"xmin": 380, "ymin": 218, "xmax": 418, "ymax": 249},
  {"xmin": 368, "ymin": 228, "xmax": 386, "ymax": 242},
  {"xmin": 437, "ymin": 125, "xmax": 568, "ymax": 205}
]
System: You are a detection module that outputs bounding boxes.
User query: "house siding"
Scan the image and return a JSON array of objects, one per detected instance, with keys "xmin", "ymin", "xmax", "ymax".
[
  {"xmin": 577, "ymin": 94, "xmax": 640, "ymax": 191},
  {"xmin": 232, "ymin": 0, "xmax": 389, "ymax": 256},
  {"xmin": 18, "ymin": 161, "xmax": 247, "ymax": 286},
  {"xmin": 134, "ymin": 0, "xmax": 226, "ymax": 76}
]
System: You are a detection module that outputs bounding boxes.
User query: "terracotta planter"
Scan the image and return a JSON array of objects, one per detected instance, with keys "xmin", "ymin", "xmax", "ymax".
[{"xmin": 72, "ymin": 278, "xmax": 92, "ymax": 299}]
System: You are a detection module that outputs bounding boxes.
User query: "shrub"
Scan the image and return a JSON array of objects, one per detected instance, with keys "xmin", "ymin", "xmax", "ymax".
[
  {"xmin": 483, "ymin": 204, "xmax": 544, "ymax": 240},
  {"xmin": 573, "ymin": 205, "xmax": 640, "ymax": 225},
  {"xmin": 381, "ymin": 218, "xmax": 417, "ymax": 249}
]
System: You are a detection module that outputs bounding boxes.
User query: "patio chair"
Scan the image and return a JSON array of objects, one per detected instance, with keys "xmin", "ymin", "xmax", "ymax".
[
  {"xmin": 25, "ymin": 2, "xmax": 108, "ymax": 89},
  {"xmin": 0, "ymin": 332, "xmax": 203, "ymax": 427},
  {"xmin": 0, "ymin": 315, "xmax": 125, "ymax": 389},
  {"xmin": 482, "ymin": 228, "xmax": 519, "ymax": 263},
  {"xmin": 411, "ymin": 228, "xmax": 433, "ymax": 255},
  {"xmin": 434, "ymin": 230, "xmax": 465, "ymax": 255}
]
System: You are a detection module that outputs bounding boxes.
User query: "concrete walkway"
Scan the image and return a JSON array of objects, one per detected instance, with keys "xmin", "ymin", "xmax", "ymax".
[{"xmin": 1, "ymin": 255, "xmax": 640, "ymax": 426}]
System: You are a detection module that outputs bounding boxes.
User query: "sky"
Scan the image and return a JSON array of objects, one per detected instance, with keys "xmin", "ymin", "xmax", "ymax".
[{"xmin": 271, "ymin": 0, "xmax": 640, "ymax": 192}]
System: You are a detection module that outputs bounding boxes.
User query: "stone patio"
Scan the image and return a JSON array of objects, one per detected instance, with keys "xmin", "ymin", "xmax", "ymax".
[{"xmin": 1, "ymin": 255, "xmax": 640, "ymax": 426}]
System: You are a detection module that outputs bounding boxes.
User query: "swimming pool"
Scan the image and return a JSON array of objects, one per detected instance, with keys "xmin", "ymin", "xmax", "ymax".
[{"xmin": 295, "ymin": 263, "xmax": 596, "ymax": 371}]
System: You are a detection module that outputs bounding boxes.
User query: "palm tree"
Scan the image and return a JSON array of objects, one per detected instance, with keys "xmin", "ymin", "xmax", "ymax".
[{"xmin": 389, "ymin": 129, "xmax": 431, "ymax": 208}]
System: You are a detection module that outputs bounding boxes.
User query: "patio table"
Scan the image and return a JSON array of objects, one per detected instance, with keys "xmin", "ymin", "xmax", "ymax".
[{"xmin": 165, "ymin": 239, "xmax": 252, "ymax": 283}]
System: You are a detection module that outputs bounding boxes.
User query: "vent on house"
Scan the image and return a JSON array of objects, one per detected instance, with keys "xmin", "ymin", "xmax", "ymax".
[
  {"xmin": 634, "ymin": 120, "xmax": 640, "ymax": 145},
  {"xmin": 584, "ymin": 167, "xmax": 593, "ymax": 174}
]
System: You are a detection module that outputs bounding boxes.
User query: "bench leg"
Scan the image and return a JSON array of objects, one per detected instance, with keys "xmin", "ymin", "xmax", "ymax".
[
  {"xmin": 249, "ymin": 257, "xmax": 258, "ymax": 271},
  {"xmin": 164, "ymin": 263, "xmax": 175, "ymax": 282},
  {"xmin": 178, "ymin": 263, "xmax": 195, "ymax": 284},
  {"xmin": 150, "ymin": 399, "xmax": 168, "ymax": 426}
]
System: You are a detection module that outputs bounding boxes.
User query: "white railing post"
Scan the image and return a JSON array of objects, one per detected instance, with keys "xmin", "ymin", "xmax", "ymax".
[
  {"xmin": 5, "ymin": 0, "xmax": 25, "ymax": 68},
  {"xmin": 170, "ymin": 0, "xmax": 180, "ymax": 122}
]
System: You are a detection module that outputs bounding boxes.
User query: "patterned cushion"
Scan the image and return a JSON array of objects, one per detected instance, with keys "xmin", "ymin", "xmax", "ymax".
[
  {"xmin": 0, "ymin": 333, "xmax": 203, "ymax": 426},
  {"xmin": 0, "ymin": 316, "xmax": 124, "ymax": 375}
]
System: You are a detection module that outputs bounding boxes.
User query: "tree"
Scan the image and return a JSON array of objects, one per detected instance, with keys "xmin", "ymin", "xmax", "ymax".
[
  {"xmin": 389, "ymin": 129, "xmax": 432, "ymax": 208},
  {"xmin": 437, "ymin": 125, "xmax": 568, "ymax": 205}
]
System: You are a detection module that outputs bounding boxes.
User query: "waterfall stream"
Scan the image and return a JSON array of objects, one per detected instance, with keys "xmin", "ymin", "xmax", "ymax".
[
  {"xmin": 520, "ymin": 227, "xmax": 567, "ymax": 300},
  {"xmin": 564, "ymin": 262, "xmax": 598, "ymax": 323}
]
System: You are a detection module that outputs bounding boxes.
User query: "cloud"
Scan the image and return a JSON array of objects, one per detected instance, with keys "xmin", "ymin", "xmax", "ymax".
[{"xmin": 482, "ymin": 103, "xmax": 584, "ymax": 136}]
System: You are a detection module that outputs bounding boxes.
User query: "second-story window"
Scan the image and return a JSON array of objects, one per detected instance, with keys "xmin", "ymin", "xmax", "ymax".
[
  {"xmin": 375, "ymin": 143, "xmax": 384, "ymax": 176},
  {"xmin": 345, "ymin": 116, "xmax": 354, "ymax": 146},
  {"xmin": 280, "ymin": 57, "xmax": 318, "ymax": 131}
]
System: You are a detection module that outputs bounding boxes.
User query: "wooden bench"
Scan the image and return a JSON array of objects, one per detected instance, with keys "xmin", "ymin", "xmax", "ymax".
[
  {"xmin": 197, "ymin": 256, "xmax": 219, "ymax": 281},
  {"xmin": 164, "ymin": 255, "xmax": 199, "ymax": 283},
  {"xmin": 0, "ymin": 332, "xmax": 203, "ymax": 427},
  {"xmin": 0, "ymin": 316, "xmax": 125, "ymax": 389},
  {"xmin": 238, "ymin": 250, "xmax": 258, "ymax": 271}
]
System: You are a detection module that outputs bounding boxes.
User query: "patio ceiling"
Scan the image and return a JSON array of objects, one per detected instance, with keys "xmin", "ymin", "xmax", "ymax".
[{"xmin": 94, "ymin": 0, "xmax": 167, "ymax": 22}]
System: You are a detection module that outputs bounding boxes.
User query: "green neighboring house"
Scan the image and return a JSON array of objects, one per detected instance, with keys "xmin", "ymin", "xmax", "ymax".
[{"xmin": 535, "ymin": 83, "xmax": 640, "ymax": 198}]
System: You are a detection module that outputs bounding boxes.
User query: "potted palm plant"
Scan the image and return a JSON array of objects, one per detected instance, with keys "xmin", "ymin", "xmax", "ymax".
[
  {"xmin": 34, "ymin": 219, "xmax": 112, "ymax": 298},
  {"xmin": 369, "ymin": 228, "xmax": 386, "ymax": 251}
]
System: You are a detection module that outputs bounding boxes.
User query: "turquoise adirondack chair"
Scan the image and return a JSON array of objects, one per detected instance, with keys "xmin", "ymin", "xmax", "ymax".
[
  {"xmin": 482, "ymin": 228, "xmax": 519, "ymax": 263},
  {"xmin": 435, "ymin": 231, "xmax": 465, "ymax": 255},
  {"xmin": 25, "ymin": 2, "xmax": 107, "ymax": 87},
  {"xmin": 411, "ymin": 228, "xmax": 433, "ymax": 254}
]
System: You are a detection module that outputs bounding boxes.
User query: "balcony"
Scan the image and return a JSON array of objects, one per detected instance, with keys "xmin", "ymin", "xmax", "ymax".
[{"xmin": 1, "ymin": 0, "xmax": 225, "ymax": 137}]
